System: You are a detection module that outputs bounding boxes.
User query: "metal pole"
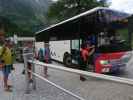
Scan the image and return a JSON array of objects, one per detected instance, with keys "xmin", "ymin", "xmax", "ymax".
[
  {"xmin": 31, "ymin": 59, "xmax": 36, "ymax": 90},
  {"xmin": 32, "ymin": 38, "xmax": 36, "ymax": 90}
]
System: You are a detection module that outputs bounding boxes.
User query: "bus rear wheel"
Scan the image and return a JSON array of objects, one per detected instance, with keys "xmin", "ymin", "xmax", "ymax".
[{"xmin": 63, "ymin": 54, "xmax": 72, "ymax": 66}]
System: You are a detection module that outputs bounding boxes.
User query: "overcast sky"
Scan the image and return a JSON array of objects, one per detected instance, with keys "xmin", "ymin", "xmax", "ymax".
[
  {"xmin": 52, "ymin": 0, "xmax": 133, "ymax": 14},
  {"xmin": 109, "ymin": 0, "xmax": 133, "ymax": 14}
]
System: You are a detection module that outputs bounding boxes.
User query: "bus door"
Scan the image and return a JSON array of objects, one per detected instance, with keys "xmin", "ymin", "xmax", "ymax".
[{"xmin": 71, "ymin": 39, "xmax": 81, "ymax": 64}]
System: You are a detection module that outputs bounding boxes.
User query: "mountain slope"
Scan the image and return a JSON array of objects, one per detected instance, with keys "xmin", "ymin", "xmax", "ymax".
[{"xmin": 0, "ymin": 0, "xmax": 52, "ymax": 36}]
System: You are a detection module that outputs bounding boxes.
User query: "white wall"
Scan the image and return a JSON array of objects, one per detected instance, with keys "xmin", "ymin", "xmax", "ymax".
[{"xmin": 35, "ymin": 42, "xmax": 44, "ymax": 52}]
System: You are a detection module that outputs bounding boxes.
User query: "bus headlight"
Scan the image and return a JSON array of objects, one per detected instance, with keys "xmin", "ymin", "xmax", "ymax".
[{"xmin": 100, "ymin": 60, "xmax": 109, "ymax": 65}]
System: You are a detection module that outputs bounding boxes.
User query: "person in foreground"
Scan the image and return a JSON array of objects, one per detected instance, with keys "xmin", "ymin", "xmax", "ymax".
[{"xmin": 0, "ymin": 39, "xmax": 13, "ymax": 92}]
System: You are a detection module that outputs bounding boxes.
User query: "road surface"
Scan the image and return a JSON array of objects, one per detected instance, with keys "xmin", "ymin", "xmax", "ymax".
[{"xmin": 0, "ymin": 61, "xmax": 133, "ymax": 100}]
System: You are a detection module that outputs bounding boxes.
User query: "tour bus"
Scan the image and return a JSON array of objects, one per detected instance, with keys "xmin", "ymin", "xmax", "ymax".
[
  {"xmin": 49, "ymin": 40, "xmax": 72, "ymax": 65},
  {"xmin": 35, "ymin": 7, "xmax": 132, "ymax": 73}
]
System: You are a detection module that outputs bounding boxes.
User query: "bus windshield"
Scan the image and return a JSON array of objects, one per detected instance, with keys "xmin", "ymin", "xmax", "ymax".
[{"xmin": 97, "ymin": 28, "xmax": 130, "ymax": 53}]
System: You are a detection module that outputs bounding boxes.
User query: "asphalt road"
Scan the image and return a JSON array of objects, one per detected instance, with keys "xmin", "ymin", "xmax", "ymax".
[
  {"xmin": 0, "ymin": 55, "xmax": 133, "ymax": 100},
  {"xmin": 1, "ymin": 63, "xmax": 133, "ymax": 100}
]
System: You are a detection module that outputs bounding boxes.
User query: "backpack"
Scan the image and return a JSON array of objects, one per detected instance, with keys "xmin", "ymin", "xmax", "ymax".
[
  {"xmin": 38, "ymin": 48, "xmax": 45, "ymax": 61},
  {"xmin": 44, "ymin": 48, "xmax": 51, "ymax": 63}
]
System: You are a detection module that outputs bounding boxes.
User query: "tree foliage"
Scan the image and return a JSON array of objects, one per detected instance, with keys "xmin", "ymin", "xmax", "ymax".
[
  {"xmin": 0, "ymin": 0, "xmax": 52, "ymax": 37},
  {"xmin": 47, "ymin": 0, "xmax": 109, "ymax": 23}
]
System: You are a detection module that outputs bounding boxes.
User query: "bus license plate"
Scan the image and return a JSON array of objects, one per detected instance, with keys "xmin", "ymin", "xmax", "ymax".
[{"xmin": 102, "ymin": 68, "xmax": 110, "ymax": 73}]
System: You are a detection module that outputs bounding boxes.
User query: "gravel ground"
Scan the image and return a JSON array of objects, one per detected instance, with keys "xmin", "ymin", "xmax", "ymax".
[{"xmin": 0, "ymin": 62, "xmax": 133, "ymax": 100}]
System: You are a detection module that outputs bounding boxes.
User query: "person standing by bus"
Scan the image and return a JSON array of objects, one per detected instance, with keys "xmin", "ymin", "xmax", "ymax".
[
  {"xmin": 37, "ymin": 43, "xmax": 51, "ymax": 78},
  {"xmin": 80, "ymin": 42, "xmax": 95, "ymax": 81},
  {"xmin": 43, "ymin": 43, "xmax": 51, "ymax": 78}
]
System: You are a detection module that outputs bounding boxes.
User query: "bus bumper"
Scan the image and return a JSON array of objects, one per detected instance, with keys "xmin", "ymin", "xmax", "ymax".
[{"xmin": 110, "ymin": 63, "xmax": 126, "ymax": 72}]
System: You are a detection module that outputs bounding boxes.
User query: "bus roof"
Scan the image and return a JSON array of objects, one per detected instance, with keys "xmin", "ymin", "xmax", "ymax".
[{"xmin": 35, "ymin": 7, "xmax": 130, "ymax": 42}]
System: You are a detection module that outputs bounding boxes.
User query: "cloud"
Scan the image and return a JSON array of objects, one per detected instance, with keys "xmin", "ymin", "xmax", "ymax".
[
  {"xmin": 109, "ymin": 0, "xmax": 133, "ymax": 14},
  {"xmin": 52, "ymin": 0, "xmax": 58, "ymax": 1}
]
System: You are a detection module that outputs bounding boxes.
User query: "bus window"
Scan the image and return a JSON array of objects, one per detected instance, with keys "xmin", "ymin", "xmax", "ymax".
[
  {"xmin": 98, "ymin": 32, "xmax": 110, "ymax": 46},
  {"xmin": 116, "ymin": 28, "xmax": 128, "ymax": 43},
  {"xmin": 71, "ymin": 40, "xmax": 80, "ymax": 50},
  {"xmin": 97, "ymin": 28, "xmax": 130, "ymax": 53}
]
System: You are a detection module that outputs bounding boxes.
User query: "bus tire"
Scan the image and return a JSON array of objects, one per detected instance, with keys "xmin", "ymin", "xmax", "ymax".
[{"xmin": 63, "ymin": 53, "xmax": 72, "ymax": 66}]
